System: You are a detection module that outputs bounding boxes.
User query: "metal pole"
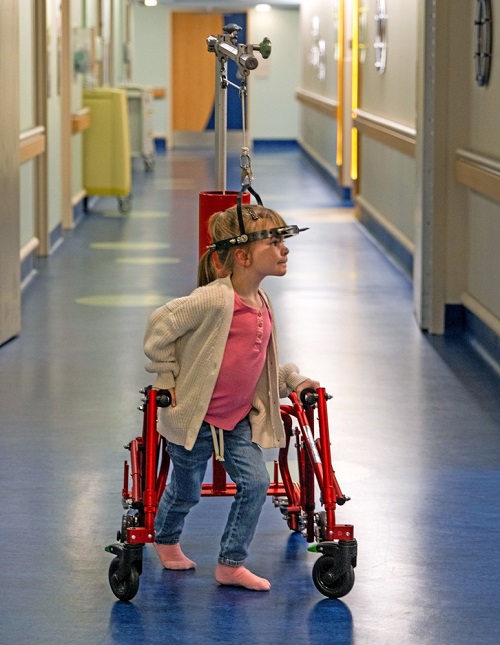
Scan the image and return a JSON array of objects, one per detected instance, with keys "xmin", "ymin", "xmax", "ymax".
[
  {"xmin": 214, "ymin": 57, "xmax": 227, "ymax": 192},
  {"xmin": 207, "ymin": 27, "xmax": 271, "ymax": 193}
]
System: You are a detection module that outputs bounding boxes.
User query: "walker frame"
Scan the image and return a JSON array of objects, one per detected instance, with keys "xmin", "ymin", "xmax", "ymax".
[{"xmin": 105, "ymin": 386, "xmax": 357, "ymax": 601}]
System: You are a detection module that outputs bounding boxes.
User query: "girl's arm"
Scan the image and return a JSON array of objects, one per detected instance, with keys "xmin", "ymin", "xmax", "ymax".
[
  {"xmin": 144, "ymin": 304, "xmax": 180, "ymax": 390},
  {"xmin": 278, "ymin": 363, "xmax": 319, "ymax": 399}
]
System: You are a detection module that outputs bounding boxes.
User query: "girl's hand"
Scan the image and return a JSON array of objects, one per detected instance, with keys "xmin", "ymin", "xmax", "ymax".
[
  {"xmin": 169, "ymin": 388, "xmax": 177, "ymax": 407},
  {"xmin": 296, "ymin": 379, "xmax": 320, "ymax": 398}
]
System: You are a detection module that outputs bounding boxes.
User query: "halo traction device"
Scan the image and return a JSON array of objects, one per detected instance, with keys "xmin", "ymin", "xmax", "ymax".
[
  {"xmin": 105, "ymin": 386, "xmax": 357, "ymax": 601},
  {"xmin": 205, "ymin": 22, "xmax": 272, "ymax": 192},
  {"xmin": 200, "ymin": 23, "xmax": 277, "ymax": 251},
  {"xmin": 202, "ymin": 23, "xmax": 308, "ymax": 255}
]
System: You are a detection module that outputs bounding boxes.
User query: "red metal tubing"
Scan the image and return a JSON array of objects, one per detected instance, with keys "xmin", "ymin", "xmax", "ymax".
[
  {"xmin": 155, "ymin": 438, "xmax": 170, "ymax": 506},
  {"xmin": 317, "ymin": 388, "xmax": 335, "ymax": 503},
  {"xmin": 122, "ymin": 460, "xmax": 130, "ymax": 500},
  {"xmin": 143, "ymin": 389, "xmax": 160, "ymax": 532},
  {"xmin": 129, "ymin": 440, "xmax": 141, "ymax": 503},
  {"xmin": 277, "ymin": 412, "xmax": 300, "ymax": 506},
  {"xmin": 289, "ymin": 392, "xmax": 325, "ymax": 490}
]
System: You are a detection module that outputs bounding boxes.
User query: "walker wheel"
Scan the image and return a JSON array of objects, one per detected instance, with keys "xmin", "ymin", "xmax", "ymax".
[
  {"xmin": 118, "ymin": 194, "xmax": 132, "ymax": 213},
  {"xmin": 312, "ymin": 555, "xmax": 355, "ymax": 599},
  {"xmin": 109, "ymin": 556, "xmax": 140, "ymax": 602}
]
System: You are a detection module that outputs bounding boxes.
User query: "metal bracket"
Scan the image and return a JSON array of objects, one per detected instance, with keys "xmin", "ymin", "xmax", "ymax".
[{"xmin": 206, "ymin": 25, "xmax": 272, "ymax": 191}]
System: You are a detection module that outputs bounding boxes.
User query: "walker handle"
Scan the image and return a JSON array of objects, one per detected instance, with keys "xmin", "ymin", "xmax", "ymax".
[
  {"xmin": 155, "ymin": 389, "xmax": 172, "ymax": 408},
  {"xmin": 299, "ymin": 387, "xmax": 332, "ymax": 407},
  {"xmin": 300, "ymin": 387, "xmax": 318, "ymax": 407}
]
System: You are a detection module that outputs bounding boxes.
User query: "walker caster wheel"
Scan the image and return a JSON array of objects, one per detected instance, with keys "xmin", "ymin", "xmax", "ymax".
[
  {"xmin": 118, "ymin": 513, "xmax": 138, "ymax": 542},
  {"xmin": 144, "ymin": 155, "xmax": 155, "ymax": 171},
  {"xmin": 118, "ymin": 194, "xmax": 132, "ymax": 213},
  {"xmin": 109, "ymin": 556, "xmax": 140, "ymax": 602},
  {"xmin": 312, "ymin": 555, "xmax": 355, "ymax": 599}
]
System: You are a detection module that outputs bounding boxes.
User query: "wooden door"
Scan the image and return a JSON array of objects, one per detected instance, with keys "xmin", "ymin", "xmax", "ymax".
[{"xmin": 171, "ymin": 13, "xmax": 223, "ymax": 145}]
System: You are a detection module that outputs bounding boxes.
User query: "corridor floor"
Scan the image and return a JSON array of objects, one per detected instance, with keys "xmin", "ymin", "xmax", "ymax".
[{"xmin": 1, "ymin": 147, "xmax": 499, "ymax": 645}]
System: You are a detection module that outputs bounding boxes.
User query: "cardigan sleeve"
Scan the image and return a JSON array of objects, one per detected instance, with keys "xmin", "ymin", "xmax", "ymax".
[
  {"xmin": 278, "ymin": 362, "xmax": 310, "ymax": 398},
  {"xmin": 143, "ymin": 303, "xmax": 181, "ymax": 389},
  {"xmin": 144, "ymin": 291, "xmax": 205, "ymax": 389},
  {"xmin": 143, "ymin": 282, "xmax": 228, "ymax": 390}
]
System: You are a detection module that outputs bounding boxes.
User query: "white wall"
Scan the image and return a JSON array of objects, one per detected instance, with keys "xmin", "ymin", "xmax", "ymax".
[
  {"xmin": 19, "ymin": 0, "xmax": 36, "ymax": 249},
  {"xmin": 297, "ymin": 0, "xmax": 339, "ymax": 177},
  {"xmin": 46, "ymin": 0, "xmax": 63, "ymax": 237},
  {"xmin": 130, "ymin": 5, "xmax": 299, "ymax": 145},
  {"xmin": 71, "ymin": 0, "xmax": 84, "ymax": 200},
  {"xmin": 463, "ymin": 2, "xmax": 500, "ymax": 319},
  {"xmin": 361, "ymin": 0, "xmax": 417, "ymax": 129},
  {"xmin": 296, "ymin": 0, "xmax": 499, "ymax": 343},
  {"xmin": 357, "ymin": 0, "xmax": 418, "ymax": 246},
  {"xmin": 248, "ymin": 7, "xmax": 300, "ymax": 141},
  {"xmin": 131, "ymin": 3, "xmax": 170, "ymax": 141}
]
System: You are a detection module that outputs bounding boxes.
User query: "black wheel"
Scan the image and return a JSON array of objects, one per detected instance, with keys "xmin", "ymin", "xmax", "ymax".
[
  {"xmin": 286, "ymin": 511, "xmax": 307, "ymax": 533},
  {"xmin": 109, "ymin": 556, "xmax": 140, "ymax": 601},
  {"xmin": 118, "ymin": 195, "xmax": 132, "ymax": 213},
  {"xmin": 144, "ymin": 156, "xmax": 155, "ymax": 171},
  {"xmin": 312, "ymin": 555, "xmax": 355, "ymax": 599},
  {"xmin": 316, "ymin": 510, "xmax": 327, "ymax": 541}
]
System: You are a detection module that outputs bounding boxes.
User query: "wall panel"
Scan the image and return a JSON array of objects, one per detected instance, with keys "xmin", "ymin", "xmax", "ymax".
[{"xmin": 0, "ymin": 0, "xmax": 21, "ymax": 344}]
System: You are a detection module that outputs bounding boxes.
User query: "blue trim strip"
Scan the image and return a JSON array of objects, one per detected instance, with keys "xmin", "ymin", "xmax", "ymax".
[
  {"xmin": 253, "ymin": 139, "xmax": 300, "ymax": 152},
  {"xmin": 357, "ymin": 205, "xmax": 413, "ymax": 277},
  {"xmin": 50, "ymin": 223, "xmax": 62, "ymax": 250},
  {"xmin": 154, "ymin": 137, "xmax": 167, "ymax": 155},
  {"xmin": 464, "ymin": 307, "xmax": 500, "ymax": 371},
  {"xmin": 297, "ymin": 143, "xmax": 353, "ymax": 205},
  {"xmin": 20, "ymin": 251, "xmax": 35, "ymax": 285}
]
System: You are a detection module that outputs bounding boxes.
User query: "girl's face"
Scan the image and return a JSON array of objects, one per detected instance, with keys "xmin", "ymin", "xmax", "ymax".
[{"xmin": 246, "ymin": 229, "xmax": 289, "ymax": 279}]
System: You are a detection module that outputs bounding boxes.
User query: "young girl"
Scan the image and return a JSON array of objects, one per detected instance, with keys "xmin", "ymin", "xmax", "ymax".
[{"xmin": 143, "ymin": 204, "xmax": 319, "ymax": 591}]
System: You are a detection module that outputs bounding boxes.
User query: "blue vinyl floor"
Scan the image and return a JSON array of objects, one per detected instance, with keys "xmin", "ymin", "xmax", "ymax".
[{"xmin": 1, "ymin": 146, "xmax": 499, "ymax": 645}]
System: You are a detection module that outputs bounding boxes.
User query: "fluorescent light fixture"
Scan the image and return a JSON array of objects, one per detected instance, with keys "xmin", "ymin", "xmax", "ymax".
[
  {"xmin": 255, "ymin": 4, "xmax": 272, "ymax": 11},
  {"xmin": 144, "ymin": 0, "xmax": 157, "ymax": 6}
]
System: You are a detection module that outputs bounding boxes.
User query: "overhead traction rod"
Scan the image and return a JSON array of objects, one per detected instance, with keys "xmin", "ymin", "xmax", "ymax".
[{"xmin": 206, "ymin": 24, "xmax": 272, "ymax": 192}]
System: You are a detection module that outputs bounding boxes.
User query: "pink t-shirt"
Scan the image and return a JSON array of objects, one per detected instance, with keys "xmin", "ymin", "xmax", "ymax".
[{"xmin": 204, "ymin": 292, "xmax": 272, "ymax": 430}]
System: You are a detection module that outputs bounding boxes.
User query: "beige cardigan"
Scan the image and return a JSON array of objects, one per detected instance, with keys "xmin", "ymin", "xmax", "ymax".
[{"xmin": 144, "ymin": 275, "xmax": 308, "ymax": 450}]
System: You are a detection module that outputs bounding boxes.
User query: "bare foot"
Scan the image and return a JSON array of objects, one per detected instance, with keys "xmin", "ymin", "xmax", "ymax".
[
  {"xmin": 154, "ymin": 543, "xmax": 196, "ymax": 570},
  {"xmin": 215, "ymin": 564, "xmax": 271, "ymax": 591}
]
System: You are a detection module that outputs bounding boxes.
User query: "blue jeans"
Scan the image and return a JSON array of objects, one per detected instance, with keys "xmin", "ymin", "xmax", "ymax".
[{"xmin": 154, "ymin": 417, "xmax": 270, "ymax": 566}]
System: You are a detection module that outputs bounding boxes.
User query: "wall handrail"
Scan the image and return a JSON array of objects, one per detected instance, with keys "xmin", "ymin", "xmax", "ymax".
[
  {"xmin": 19, "ymin": 126, "xmax": 46, "ymax": 164},
  {"xmin": 455, "ymin": 148, "xmax": 500, "ymax": 204},
  {"xmin": 295, "ymin": 88, "xmax": 338, "ymax": 118},
  {"xmin": 456, "ymin": 148, "xmax": 500, "ymax": 175},
  {"xmin": 353, "ymin": 109, "xmax": 416, "ymax": 157}
]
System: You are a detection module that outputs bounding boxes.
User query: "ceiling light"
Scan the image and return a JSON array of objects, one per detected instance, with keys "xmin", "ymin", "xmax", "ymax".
[
  {"xmin": 255, "ymin": 4, "xmax": 272, "ymax": 12},
  {"xmin": 144, "ymin": 0, "xmax": 157, "ymax": 7}
]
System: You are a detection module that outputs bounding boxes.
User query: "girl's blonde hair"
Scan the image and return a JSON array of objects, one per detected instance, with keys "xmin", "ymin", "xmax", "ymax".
[{"xmin": 198, "ymin": 205, "xmax": 286, "ymax": 286}]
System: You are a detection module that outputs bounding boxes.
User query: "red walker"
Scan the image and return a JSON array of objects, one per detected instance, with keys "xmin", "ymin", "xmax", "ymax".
[{"xmin": 105, "ymin": 386, "xmax": 357, "ymax": 601}]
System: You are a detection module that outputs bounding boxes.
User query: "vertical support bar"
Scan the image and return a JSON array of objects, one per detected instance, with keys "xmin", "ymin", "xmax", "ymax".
[
  {"xmin": 0, "ymin": 0, "xmax": 20, "ymax": 345},
  {"xmin": 214, "ymin": 58, "xmax": 227, "ymax": 192},
  {"xmin": 317, "ymin": 388, "xmax": 337, "ymax": 541},
  {"xmin": 144, "ymin": 390, "xmax": 159, "ymax": 532},
  {"xmin": 336, "ymin": 0, "xmax": 344, "ymax": 168},
  {"xmin": 34, "ymin": 0, "xmax": 49, "ymax": 256},
  {"xmin": 350, "ymin": 0, "xmax": 359, "ymax": 181},
  {"xmin": 60, "ymin": 0, "xmax": 73, "ymax": 229},
  {"xmin": 414, "ymin": 0, "xmax": 448, "ymax": 333}
]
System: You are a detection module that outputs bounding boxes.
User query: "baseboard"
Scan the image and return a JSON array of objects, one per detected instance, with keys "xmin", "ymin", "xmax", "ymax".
[
  {"xmin": 73, "ymin": 196, "xmax": 86, "ymax": 228},
  {"xmin": 356, "ymin": 201, "xmax": 414, "ymax": 278},
  {"xmin": 253, "ymin": 139, "xmax": 300, "ymax": 151},
  {"xmin": 445, "ymin": 303, "xmax": 500, "ymax": 374},
  {"xmin": 20, "ymin": 258, "xmax": 36, "ymax": 288},
  {"xmin": 154, "ymin": 137, "xmax": 167, "ymax": 155},
  {"xmin": 296, "ymin": 141, "xmax": 353, "ymax": 205}
]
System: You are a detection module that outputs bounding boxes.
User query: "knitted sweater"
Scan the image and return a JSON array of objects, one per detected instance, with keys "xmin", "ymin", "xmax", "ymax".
[{"xmin": 143, "ymin": 275, "xmax": 308, "ymax": 450}]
